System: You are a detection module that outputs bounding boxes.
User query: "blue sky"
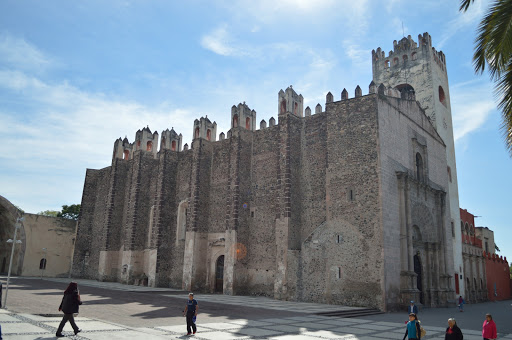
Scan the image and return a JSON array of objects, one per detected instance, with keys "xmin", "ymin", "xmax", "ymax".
[{"xmin": 0, "ymin": 1, "xmax": 511, "ymax": 258}]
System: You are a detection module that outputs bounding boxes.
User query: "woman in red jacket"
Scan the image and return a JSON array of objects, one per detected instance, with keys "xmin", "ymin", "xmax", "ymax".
[{"xmin": 482, "ymin": 313, "xmax": 497, "ymax": 340}]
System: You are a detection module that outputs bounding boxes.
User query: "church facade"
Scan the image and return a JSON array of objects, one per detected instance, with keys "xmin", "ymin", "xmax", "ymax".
[{"xmin": 72, "ymin": 33, "xmax": 457, "ymax": 311}]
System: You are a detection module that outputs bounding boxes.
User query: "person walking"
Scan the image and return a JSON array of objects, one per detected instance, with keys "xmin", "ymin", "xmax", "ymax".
[
  {"xmin": 183, "ymin": 292, "xmax": 198, "ymax": 336},
  {"xmin": 403, "ymin": 313, "xmax": 421, "ymax": 340},
  {"xmin": 445, "ymin": 318, "xmax": 463, "ymax": 340},
  {"xmin": 56, "ymin": 282, "xmax": 82, "ymax": 337},
  {"xmin": 458, "ymin": 296, "xmax": 464, "ymax": 312},
  {"xmin": 408, "ymin": 301, "xmax": 419, "ymax": 314},
  {"xmin": 482, "ymin": 313, "xmax": 497, "ymax": 340}
]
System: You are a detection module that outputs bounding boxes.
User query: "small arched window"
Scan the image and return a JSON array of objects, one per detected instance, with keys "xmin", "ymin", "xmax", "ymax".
[
  {"xmin": 233, "ymin": 114, "xmax": 238, "ymax": 128},
  {"xmin": 246, "ymin": 117, "xmax": 250, "ymax": 130},
  {"xmin": 403, "ymin": 55, "xmax": 408, "ymax": 62},
  {"xmin": 137, "ymin": 140, "xmax": 141, "ymax": 148},
  {"xmin": 415, "ymin": 153, "xmax": 424, "ymax": 181},
  {"xmin": 412, "ymin": 225, "xmax": 422, "ymax": 242},
  {"xmin": 294, "ymin": 102, "xmax": 298, "ymax": 115},
  {"xmin": 206, "ymin": 129, "xmax": 211, "ymax": 141},
  {"xmin": 439, "ymin": 86, "xmax": 446, "ymax": 106},
  {"xmin": 447, "ymin": 166, "xmax": 452, "ymax": 182},
  {"xmin": 411, "ymin": 52, "xmax": 417, "ymax": 61},
  {"xmin": 123, "ymin": 150, "xmax": 130, "ymax": 160},
  {"xmin": 280, "ymin": 99, "xmax": 286, "ymax": 113},
  {"xmin": 195, "ymin": 127, "xmax": 200, "ymax": 139},
  {"xmin": 39, "ymin": 258, "xmax": 47, "ymax": 270},
  {"xmin": 385, "ymin": 60, "xmax": 390, "ymax": 68},
  {"xmin": 146, "ymin": 141, "xmax": 153, "ymax": 152},
  {"xmin": 171, "ymin": 140, "xmax": 176, "ymax": 151},
  {"xmin": 393, "ymin": 57, "xmax": 399, "ymax": 66}
]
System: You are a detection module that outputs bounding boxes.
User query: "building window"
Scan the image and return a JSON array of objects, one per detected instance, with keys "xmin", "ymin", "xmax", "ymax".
[
  {"xmin": 451, "ymin": 221, "xmax": 455, "ymax": 237},
  {"xmin": 171, "ymin": 140, "xmax": 176, "ymax": 151},
  {"xmin": 146, "ymin": 141, "xmax": 153, "ymax": 151},
  {"xmin": 207, "ymin": 129, "xmax": 211, "ymax": 141},
  {"xmin": 336, "ymin": 235, "xmax": 342, "ymax": 243},
  {"xmin": 246, "ymin": 117, "xmax": 251, "ymax": 130},
  {"xmin": 447, "ymin": 166, "xmax": 452, "ymax": 182},
  {"xmin": 123, "ymin": 150, "xmax": 130, "ymax": 160},
  {"xmin": 176, "ymin": 200, "xmax": 188, "ymax": 243},
  {"xmin": 411, "ymin": 52, "xmax": 417, "ymax": 61},
  {"xmin": 416, "ymin": 153, "xmax": 424, "ymax": 181},
  {"xmin": 39, "ymin": 258, "xmax": 47, "ymax": 270},
  {"xmin": 385, "ymin": 60, "xmax": 390, "ymax": 68},
  {"xmin": 233, "ymin": 114, "xmax": 239, "ymax": 128},
  {"xmin": 403, "ymin": 55, "xmax": 408, "ymax": 63},
  {"xmin": 347, "ymin": 189, "xmax": 354, "ymax": 202},
  {"xmin": 195, "ymin": 127, "xmax": 200, "ymax": 139},
  {"xmin": 393, "ymin": 57, "xmax": 399, "ymax": 66},
  {"xmin": 439, "ymin": 86, "xmax": 446, "ymax": 106},
  {"xmin": 280, "ymin": 99, "xmax": 286, "ymax": 114}
]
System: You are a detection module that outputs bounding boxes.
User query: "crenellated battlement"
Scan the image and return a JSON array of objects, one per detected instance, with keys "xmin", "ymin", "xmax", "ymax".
[
  {"xmin": 112, "ymin": 82, "xmax": 421, "ymax": 163},
  {"xmin": 372, "ymin": 32, "xmax": 446, "ymax": 73},
  {"xmin": 161, "ymin": 128, "xmax": 182, "ymax": 152},
  {"xmin": 231, "ymin": 102, "xmax": 256, "ymax": 131}
]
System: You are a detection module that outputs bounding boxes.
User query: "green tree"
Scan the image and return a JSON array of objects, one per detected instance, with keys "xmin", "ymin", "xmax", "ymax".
[
  {"xmin": 57, "ymin": 204, "xmax": 81, "ymax": 220},
  {"xmin": 38, "ymin": 210, "xmax": 60, "ymax": 217},
  {"xmin": 460, "ymin": 0, "xmax": 512, "ymax": 155}
]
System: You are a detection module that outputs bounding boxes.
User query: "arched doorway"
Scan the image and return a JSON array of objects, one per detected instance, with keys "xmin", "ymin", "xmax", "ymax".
[
  {"xmin": 414, "ymin": 254, "xmax": 424, "ymax": 304},
  {"xmin": 215, "ymin": 255, "xmax": 224, "ymax": 293}
]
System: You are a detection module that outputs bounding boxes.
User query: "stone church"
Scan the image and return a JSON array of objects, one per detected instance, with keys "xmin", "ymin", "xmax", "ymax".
[{"xmin": 73, "ymin": 33, "xmax": 460, "ymax": 311}]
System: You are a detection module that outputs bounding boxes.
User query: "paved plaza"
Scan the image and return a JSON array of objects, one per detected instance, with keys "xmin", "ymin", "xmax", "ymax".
[{"xmin": 1, "ymin": 277, "xmax": 511, "ymax": 339}]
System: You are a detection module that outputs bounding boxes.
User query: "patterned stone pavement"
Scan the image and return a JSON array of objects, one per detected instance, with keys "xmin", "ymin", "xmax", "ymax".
[
  {"xmin": 2, "ymin": 307, "xmax": 512, "ymax": 339},
  {"xmin": 1, "ymin": 277, "xmax": 512, "ymax": 339}
]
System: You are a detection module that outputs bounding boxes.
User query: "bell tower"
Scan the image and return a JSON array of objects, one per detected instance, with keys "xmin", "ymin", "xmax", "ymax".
[{"xmin": 372, "ymin": 32, "xmax": 463, "ymax": 299}]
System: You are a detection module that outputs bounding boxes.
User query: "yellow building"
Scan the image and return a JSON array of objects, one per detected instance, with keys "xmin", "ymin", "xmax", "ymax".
[{"xmin": 0, "ymin": 195, "xmax": 76, "ymax": 278}]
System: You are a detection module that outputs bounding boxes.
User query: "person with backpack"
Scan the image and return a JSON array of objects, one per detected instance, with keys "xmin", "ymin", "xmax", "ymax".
[
  {"xmin": 56, "ymin": 282, "xmax": 82, "ymax": 337},
  {"xmin": 458, "ymin": 296, "xmax": 465, "ymax": 312},
  {"xmin": 445, "ymin": 318, "xmax": 463, "ymax": 340},
  {"xmin": 403, "ymin": 313, "xmax": 422, "ymax": 340},
  {"xmin": 183, "ymin": 292, "xmax": 198, "ymax": 336}
]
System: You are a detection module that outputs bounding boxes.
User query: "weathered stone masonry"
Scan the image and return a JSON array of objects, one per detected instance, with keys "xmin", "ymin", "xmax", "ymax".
[{"xmin": 74, "ymin": 33, "xmax": 457, "ymax": 311}]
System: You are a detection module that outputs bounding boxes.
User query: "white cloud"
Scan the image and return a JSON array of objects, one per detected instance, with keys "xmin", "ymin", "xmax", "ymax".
[
  {"xmin": 0, "ymin": 70, "xmax": 195, "ymax": 167},
  {"xmin": 200, "ymin": 24, "xmax": 240, "ymax": 56},
  {"xmin": 342, "ymin": 40, "xmax": 370, "ymax": 66},
  {"xmin": 438, "ymin": 0, "xmax": 486, "ymax": 49},
  {"xmin": 386, "ymin": 0, "xmax": 402, "ymax": 13},
  {"xmin": 0, "ymin": 32, "xmax": 51, "ymax": 71},
  {"xmin": 451, "ymin": 81, "xmax": 496, "ymax": 141}
]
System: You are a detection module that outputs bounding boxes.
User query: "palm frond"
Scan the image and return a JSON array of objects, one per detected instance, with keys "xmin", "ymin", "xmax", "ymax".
[
  {"xmin": 473, "ymin": 0, "xmax": 512, "ymax": 79},
  {"xmin": 460, "ymin": 0, "xmax": 474, "ymax": 12},
  {"xmin": 494, "ymin": 58, "xmax": 512, "ymax": 155}
]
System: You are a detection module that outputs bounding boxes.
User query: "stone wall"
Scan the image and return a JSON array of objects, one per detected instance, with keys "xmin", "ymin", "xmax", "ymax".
[{"xmin": 74, "ymin": 88, "xmax": 452, "ymax": 311}]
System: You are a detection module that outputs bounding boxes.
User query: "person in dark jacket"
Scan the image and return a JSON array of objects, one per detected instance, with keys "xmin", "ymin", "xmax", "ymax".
[
  {"xmin": 445, "ymin": 318, "xmax": 463, "ymax": 340},
  {"xmin": 56, "ymin": 282, "xmax": 82, "ymax": 337}
]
